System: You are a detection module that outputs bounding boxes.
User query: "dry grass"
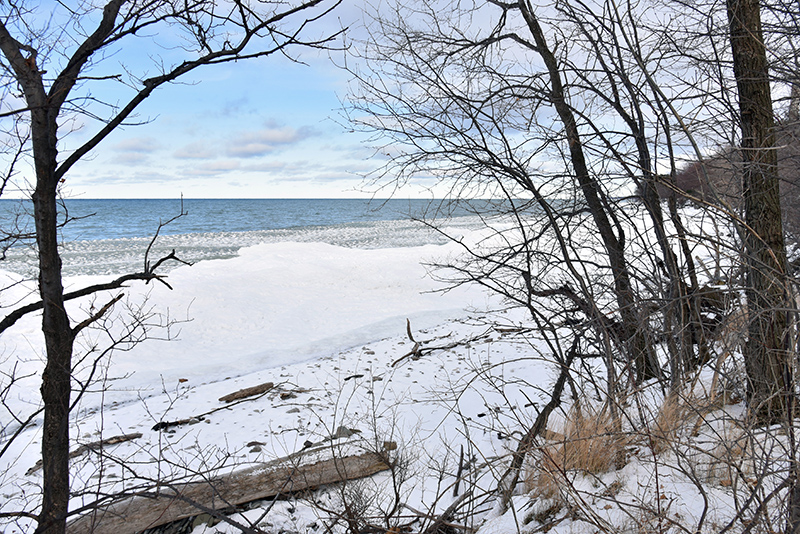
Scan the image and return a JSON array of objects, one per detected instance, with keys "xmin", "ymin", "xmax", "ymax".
[
  {"xmin": 525, "ymin": 389, "xmax": 744, "ymax": 489},
  {"xmin": 552, "ymin": 402, "xmax": 628, "ymax": 473},
  {"xmin": 644, "ymin": 390, "xmax": 753, "ymax": 486},
  {"xmin": 519, "ymin": 381, "xmax": 788, "ymax": 534},
  {"xmin": 525, "ymin": 458, "xmax": 562, "ymax": 502},
  {"xmin": 525, "ymin": 400, "xmax": 629, "ymax": 498},
  {"xmin": 648, "ymin": 393, "xmax": 696, "ymax": 455}
]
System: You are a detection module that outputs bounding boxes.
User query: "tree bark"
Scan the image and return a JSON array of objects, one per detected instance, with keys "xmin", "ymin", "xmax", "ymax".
[
  {"xmin": 0, "ymin": 27, "xmax": 74, "ymax": 533},
  {"xmin": 66, "ymin": 449, "xmax": 390, "ymax": 534},
  {"xmin": 726, "ymin": 0, "xmax": 791, "ymax": 424},
  {"xmin": 34, "ymin": 180, "xmax": 73, "ymax": 534},
  {"xmin": 0, "ymin": 9, "xmax": 121, "ymax": 532}
]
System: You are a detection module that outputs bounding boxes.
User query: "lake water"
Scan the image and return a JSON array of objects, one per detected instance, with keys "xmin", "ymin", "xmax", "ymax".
[{"xmin": 0, "ymin": 198, "xmax": 486, "ymax": 277}]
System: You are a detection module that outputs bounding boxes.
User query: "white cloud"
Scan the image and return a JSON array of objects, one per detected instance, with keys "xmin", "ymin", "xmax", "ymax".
[
  {"xmin": 174, "ymin": 142, "xmax": 218, "ymax": 160},
  {"xmin": 227, "ymin": 126, "xmax": 315, "ymax": 157},
  {"xmin": 112, "ymin": 137, "xmax": 161, "ymax": 153},
  {"xmin": 111, "ymin": 153, "xmax": 151, "ymax": 165},
  {"xmin": 181, "ymin": 160, "xmax": 242, "ymax": 177}
]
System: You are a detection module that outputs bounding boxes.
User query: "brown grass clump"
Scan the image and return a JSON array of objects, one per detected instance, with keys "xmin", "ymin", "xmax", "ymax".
[
  {"xmin": 550, "ymin": 402, "xmax": 628, "ymax": 474},
  {"xmin": 525, "ymin": 457, "xmax": 562, "ymax": 502},
  {"xmin": 525, "ymin": 400, "xmax": 629, "ymax": 498},
  {"xmin": 648, "ymin": 393, "xmax": 696, "ymax": 455},
  {"xmin": 643, "ymin": 391, "xmax": 753, "ymax": 487}
]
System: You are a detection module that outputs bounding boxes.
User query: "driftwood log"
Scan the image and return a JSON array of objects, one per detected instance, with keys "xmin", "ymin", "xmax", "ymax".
[
  {"xmin": 218, "ymin": 381, "xmax": 274, "ymax": 403},
  {"xmin": 67, "ymin": 447, "xmax": 390, "ymax": 534}
]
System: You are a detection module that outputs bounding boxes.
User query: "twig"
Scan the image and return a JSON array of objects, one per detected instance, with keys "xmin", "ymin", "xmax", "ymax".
[
  {"xmin": 454, "ymin": 443, "xmax": 465, "ymax": 497},
  {"xmin": 423, "ymin": 489, "xmax": 472, "ymax": 534},
  {"xmin": 401, "ymin": 494, "xmax": 477, "ymax": 534},
  {"xmin": 27, "ymin": 432, "xmax": 142, "ymax": 475}
]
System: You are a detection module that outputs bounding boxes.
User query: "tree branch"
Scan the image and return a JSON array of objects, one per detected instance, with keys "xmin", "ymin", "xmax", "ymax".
[
  {"xmin": 54, "ymin": 0, "xmax": 340, "ymax": 181},
  {"xmin": 71, "ymin": 293, "xmax": 124, "ymax": 336},
  {"xmin": 0, "ymin": 250, "xmax": 189, "ymax": 335}
]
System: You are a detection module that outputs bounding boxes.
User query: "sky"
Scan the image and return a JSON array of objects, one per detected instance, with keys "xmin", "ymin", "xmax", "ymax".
[
  {"xmin": 3, "ymin": 1, "xmax": 435, "ymax": 200},
  {"xmin": 65, "ymin": 55, "xmax": 381, "ymax": 199}
]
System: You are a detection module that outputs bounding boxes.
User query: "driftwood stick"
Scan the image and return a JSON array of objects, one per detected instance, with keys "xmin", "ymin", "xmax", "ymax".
[
  {"xmin": 151, "ymin": 417, "xmax": 202, "ymax": 431},
  {"xmin": 153, "ymin": 382, "xmax": 280, "ymax": 431},
  {"xmin": 26, "ymin": 433, "xmax": 142, "ymax": 475},
  {"xmin": 66, "ymin": 449, "xmax": 390, "ymax": 534},
  {"xmin": 391, "ymin": 319, "xmax": 463, "ymax": 367},
  {"xmin": 392, "ymin": 321, "xmax": 499, "ymax": 367},
  {"xmin": 218, "ymin": 381, "xmax": 274, "ymax": 403},
  {"xmin": 392, "ymin": 319, "xmax": 421, "ymax": 367}
]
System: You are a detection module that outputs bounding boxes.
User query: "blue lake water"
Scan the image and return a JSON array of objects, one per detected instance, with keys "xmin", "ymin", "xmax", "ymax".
[{"xmin": 0, "ymin": 199, "xmax": 486, "ymax": 277}]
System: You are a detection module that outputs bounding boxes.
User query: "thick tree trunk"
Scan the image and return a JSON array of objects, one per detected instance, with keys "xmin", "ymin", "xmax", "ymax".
[
  {"xmin": 30, "ymin": 104, "xmax": 73, "ymax": 534},
  {"xmin": 0, "ymin": 24, "xmax": 76, "ymax": 533},
  {"xmin": 726, "ymin": 0, "xmax": 791, "ymax": 424},
  {"xmin": 34, "ymin": 187, "xmax": 73, "ymax": 534}
]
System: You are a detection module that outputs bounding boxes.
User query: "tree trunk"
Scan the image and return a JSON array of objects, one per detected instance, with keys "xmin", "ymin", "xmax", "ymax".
[
  {"xmin": 518, "ymin": 0, "xmax": 659, "ymax": 382},
  {"xmin": 726, "ymin": 0, "xmax": 791, "ymax": 424},
  {"xmin": 0, "ymin": 25, "xmax": 76, "ymax": 533},
  {"xmin": 34, "ymin": 187, "xmax": 73, "ymax": 534},
  {"xmin": 31, "ymin": 100, "xmax": 73, "ymax": 534}
]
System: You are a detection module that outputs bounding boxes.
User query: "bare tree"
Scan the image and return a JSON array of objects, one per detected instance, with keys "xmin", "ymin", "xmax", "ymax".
[
  {"xmin": 347, "ymin": 0, "xmax": 722, "ymax": 392},
  {"xmin": 0, "ymin": 1, "xmax": 341, "ymax": 533},
  {"xmin": 347, "ymin": 0, "xmax": 798, "ymax": 524}
]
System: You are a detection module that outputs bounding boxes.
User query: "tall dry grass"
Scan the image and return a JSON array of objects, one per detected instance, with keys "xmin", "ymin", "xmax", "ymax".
[{"xmin": 526, "ymin": 401, "xmax": 629, "ymax": 500}]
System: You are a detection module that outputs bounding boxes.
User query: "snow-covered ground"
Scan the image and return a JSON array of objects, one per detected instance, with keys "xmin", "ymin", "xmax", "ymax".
[
  {"xmin": 0, "ymin": 218, "xmax": 777, "ymax": 534},
  {"xmin": 0, "ymin": 230, "xmax": 549, "ymax": 532}
]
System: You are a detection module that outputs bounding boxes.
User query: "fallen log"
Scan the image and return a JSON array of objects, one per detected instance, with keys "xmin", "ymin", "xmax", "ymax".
[
  {"xmin": 218, "ymin": 381, "xmax": 274, "ymax": 403},
  {"xmin": 67, "ymin": 447, "xmax": 390, "ymax": 534}
]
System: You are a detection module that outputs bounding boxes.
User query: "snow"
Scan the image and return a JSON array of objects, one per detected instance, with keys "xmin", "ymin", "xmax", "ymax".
[
  {"xmin": 1, "ymin": 234, "xmax": 537, "ymax": 532},
  {"xmin": 0, "ymin": 220, "xmax": 777, "ymax": 534},
  {"xmin": 0, "ymin": 240, "xmax": 489, "ymax": 411}
]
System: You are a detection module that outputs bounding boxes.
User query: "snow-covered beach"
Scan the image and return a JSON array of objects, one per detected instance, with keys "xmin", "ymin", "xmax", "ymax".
[
  {"xmin": 3, "ymin": 0, "xmax": 798, "ymax": 528},
  {"xmin": 0, "ymin": 214, "xmax": 544, "ymax": 532},
  {"xmin": 0, "ymin": 203, "xmax": 777, "ymax": 534}
]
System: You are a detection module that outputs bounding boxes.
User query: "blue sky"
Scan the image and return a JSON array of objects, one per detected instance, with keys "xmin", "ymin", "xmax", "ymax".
[
  {"xmin": 64, "ymin": 55, "xmax": 382, "ymax": 199},
  {"xmin": 3, "ymin": 2, "xmax": 439, "ymax": 200}
]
